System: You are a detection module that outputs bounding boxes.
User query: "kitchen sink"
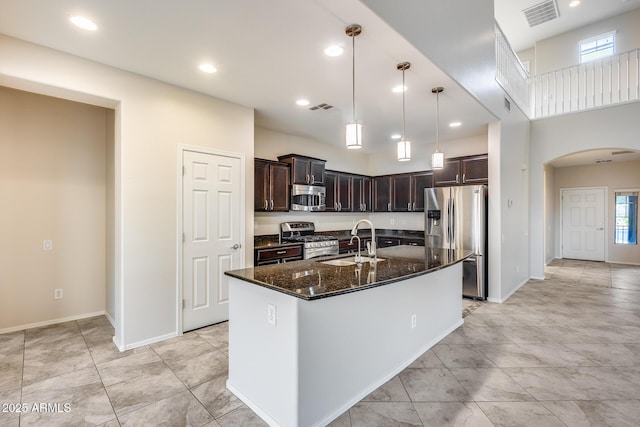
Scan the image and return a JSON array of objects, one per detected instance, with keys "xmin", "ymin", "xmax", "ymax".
[{"xmin": 319, "ymin": 256, "xmax": 385, "ymax": 266}]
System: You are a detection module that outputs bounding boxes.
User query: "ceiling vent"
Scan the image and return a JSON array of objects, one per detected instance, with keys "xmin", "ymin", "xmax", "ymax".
[
  {"xmin": 595, "ymin": 159, "xmax": 612, "ymax": 164},
  {"xmin": 309, "ymin": 103, "xmax": 334, "ymax": 111},
  {"xmin": 523, "ymin": 0, "xmax": 559, "ymax": 28}
]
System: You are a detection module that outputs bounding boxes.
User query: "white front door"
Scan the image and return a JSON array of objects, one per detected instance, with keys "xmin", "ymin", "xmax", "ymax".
[
  {"xmin": 182, "ymin": 149, "xmax": 243, "ymax": 331},
  {"xmin": 561, "ymin": 187, "xmax": 606, "ymax": 261}
]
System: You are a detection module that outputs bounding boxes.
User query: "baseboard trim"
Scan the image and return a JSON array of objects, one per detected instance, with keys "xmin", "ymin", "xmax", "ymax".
[
  {"xmin": 119, "ymin": 331, "xmax": 178, "ymax": 351},
  {"xmin": 487, "ymin": 278, "xmax": 530, "ymax": 304},
  {"xmin": 105, "ymin": 311, "xmax": 116, "ymax": 328},
  {"xmin": 0, "ymin": 310, "xmax": 106, "ymax": 335}
]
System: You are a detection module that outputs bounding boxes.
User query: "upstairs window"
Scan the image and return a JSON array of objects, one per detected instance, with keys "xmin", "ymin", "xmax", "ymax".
[
  {"xmin": 614, "ymin": 191, "xmax": 638, "ymax": 245},
  {"xmin": 579, "ymin": 31, "xmax": 615, "ymax": 64}
]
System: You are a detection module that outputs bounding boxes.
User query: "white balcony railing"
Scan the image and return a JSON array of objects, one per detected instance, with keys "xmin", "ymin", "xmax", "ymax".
[
  {"xmin": 495, "ymin": 23, "xmax": 640, "ymax": 119},
  {"xmin": 495, "ymin": 24, "xmax": 530, "ymax": 114},
  {"xmin": 531, "ymin": 48, "xmax": 640, "ymax": 118}
]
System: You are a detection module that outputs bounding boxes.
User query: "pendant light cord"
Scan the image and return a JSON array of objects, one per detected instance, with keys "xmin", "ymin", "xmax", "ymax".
[
  {"xmin": 352, "ymin": 31, "xmax": 356, "ymax": 121},
  {"xmin": 435, "ymin": 90, "xmax": 440, "ymax": 151},
  {"xmin": 402, "ymin": 69, "xmax": 406, "ymax": 139}
]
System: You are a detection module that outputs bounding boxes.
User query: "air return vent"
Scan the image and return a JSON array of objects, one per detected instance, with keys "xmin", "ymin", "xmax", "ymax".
[
  {"xmin": 504, "ymin": 97, "xmax": 511, "ymax": 112},
  {"xmin": 523, "ymin": 0, "xmax": 559, "ymax": 27},
  {"xmin": 309, "ymin": 103, "xmax": 334, "ymax": 111}
]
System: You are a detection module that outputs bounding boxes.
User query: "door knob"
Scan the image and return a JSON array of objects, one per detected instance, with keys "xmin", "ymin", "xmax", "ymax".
[{"xmin": 231, "ymin": 243, "xmax": 241, "ymax": 250}]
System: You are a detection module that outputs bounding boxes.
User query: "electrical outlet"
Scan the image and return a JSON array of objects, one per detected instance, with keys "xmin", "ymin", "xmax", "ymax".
[
  {"xmin": 267, "ymin": 304, "xmax": 277, "ymax": 326},
  {"xmin": 43, "ymin": 240, "xmax": 53, "ymax": 251},
  {"xmin": 390, "ymin": 218, "xmax": 395, "ymax": 225},
  {"xmin": 54, "ymin": 289, "xmax": 63, "ymax": 299},
  {"xmin": 411, "ymin": 314, "xmax": 417, "ymax": 329}
]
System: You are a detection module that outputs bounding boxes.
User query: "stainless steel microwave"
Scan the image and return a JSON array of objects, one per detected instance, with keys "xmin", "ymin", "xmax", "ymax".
[{"xmin": 291, "ymin": 184, "xmax": 326, "ymax": 211}]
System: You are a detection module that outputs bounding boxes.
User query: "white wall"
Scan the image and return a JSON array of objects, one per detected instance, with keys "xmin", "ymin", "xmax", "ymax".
[
  {"xmin": 553, "ymin": 160, "xmax": 640, "ymax": 265},
  {"xmin": 544, "ymin": 164, "xmax": 556, "ymax": 265},
  {"xmin": 534, "ymin": 8, "xmax": 640, "ymax": 74},
  {"xmin": 0, "ymin": 87, "xmax": 108, "ymax": 331},
  {"xmin": 530, "ymin": 101, "xmax": 640, "ymax": 278},
  {"xmin": 0, "ymin": 34, "xmax": 255, "ymax": 348},
  {"xmin": 368, "ymin": 135, "xmax": 488, "ymax": 176},
  {"xmin": 487, "ymin": 104, "xmax": 531, "ymax": 302}
]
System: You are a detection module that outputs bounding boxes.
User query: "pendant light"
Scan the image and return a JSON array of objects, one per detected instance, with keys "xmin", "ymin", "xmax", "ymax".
[
  {"xmin": 345, "ymin": 24, "xmax": 362, "ymax": 149},
  {"xmin": 431, "ymin": 86, "xmax": 445, "ymax": 169},
  {"xmin": 397, "ymin": 62, "xmax": 411, "ymax": 161}
]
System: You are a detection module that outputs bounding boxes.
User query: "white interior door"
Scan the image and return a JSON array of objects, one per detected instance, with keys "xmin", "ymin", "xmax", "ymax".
[
  {"xmin": 561, "ymin": 187, "xmax": 606, "ymax": 261},
  {"xmin": 183, "ymin": 150, "xmax": 242, "ymax": 331}
]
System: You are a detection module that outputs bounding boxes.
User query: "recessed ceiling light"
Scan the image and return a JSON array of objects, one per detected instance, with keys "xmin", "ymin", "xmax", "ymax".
[
  {"xmin": 569, "ymin": 0, "xmax": 580, "ymax": 7},
  {"xmin": 296, "ymin": 99, "xmax": 310, "ymax": 106},
  {"xmin": 449, "ymin": 121, "xmax": 462, "ymax": 127},
  {"xmin": 391, "ymin": 134, "xmax": 401, "ymax": 140},
  {"xmin": 198, "ymin": 63, "xmax": 217, "ymax": 74},
  {"xmin": 324, "ymin": 45, "xmax": 344, "ymax": 57},
  {"xmin": 392, "ymin": 85, "xmax": 407, "ymax": 93},
  {"xmin": 70, "ymin": 16, "xmax": 97, "ymax": 31}
]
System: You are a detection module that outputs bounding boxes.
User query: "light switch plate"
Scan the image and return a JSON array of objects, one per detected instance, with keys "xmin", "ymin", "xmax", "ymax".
[{"xmin": 267, "ymin": 304, "xmax": 277, "ymax": 326}]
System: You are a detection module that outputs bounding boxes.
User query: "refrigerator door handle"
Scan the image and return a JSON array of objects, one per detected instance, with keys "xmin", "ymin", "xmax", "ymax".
[{"xmin": 450, "ymin": 199, "xmax": 455, "ymax": 244}]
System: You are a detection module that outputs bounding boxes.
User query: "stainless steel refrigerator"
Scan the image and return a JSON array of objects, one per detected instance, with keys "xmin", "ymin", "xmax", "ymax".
[{"xmin": 424, "ymin": 185, "xmax": 487, "ymax": 299}]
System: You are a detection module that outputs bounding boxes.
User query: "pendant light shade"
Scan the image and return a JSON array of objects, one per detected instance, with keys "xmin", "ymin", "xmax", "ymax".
[
  {"xmin": 346, "ymin": 24, "xmax": 362, "ymax": 149},
  {"xmin": 397, "ymin": 62, "xmax": 411, "ymax": 161},
  {"xmin": 346, "ymin": 122, "xmax": 362, "ymax": 149},
  {"xmin": 431, "ymin": 86, "xmax": 445, "ymax": 169},
  {"xmin": 432, "ymin": 150, "xmax": 444, "ymax": 169}
]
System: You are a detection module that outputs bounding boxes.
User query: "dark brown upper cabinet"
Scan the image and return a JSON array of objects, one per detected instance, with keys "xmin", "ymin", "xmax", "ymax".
[
  {"xmin": 254, "ymin": 158, "xmax": 290, "ymax": 212},
  {"xmin": 373, "ymin": 176, "xmax": 392, "ymax": 212},
  {"xmin": 391, "ymin": 172, "xmax": 434, "ymax": 212},
  {"xmin": 277, "ymin": 154, "xmax": 326, "ymax": 186},
  {"xmin": 352, "ymin": 175, "xmax": 371, "ymax": 212},
  {"xmin": 325, "ymin": 170, "xmax": 353, "ymax": 212},
  {"xmin": 434, "ymin": 154, "xmax": 487, "ymax": 186}
]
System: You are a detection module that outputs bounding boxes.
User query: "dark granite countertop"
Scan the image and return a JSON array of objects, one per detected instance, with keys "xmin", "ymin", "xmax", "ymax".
[{"xmin": 226, "ymin": 246, "xmax": 471, "ymax": 300}]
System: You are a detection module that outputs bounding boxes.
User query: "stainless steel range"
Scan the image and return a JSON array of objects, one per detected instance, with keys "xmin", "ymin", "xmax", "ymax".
[{"xmin": 280, "ymin": 222, "xmax": 339, "ymax": 259}]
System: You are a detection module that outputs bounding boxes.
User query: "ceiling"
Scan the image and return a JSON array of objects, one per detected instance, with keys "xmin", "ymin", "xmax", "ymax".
[
  {"xmin": 0, "ymin": 0, "xmax": 638, "ymax": 158},
  {"xmin": 495, "ymin": 0, "xmax": 640, "ymax": 52}
]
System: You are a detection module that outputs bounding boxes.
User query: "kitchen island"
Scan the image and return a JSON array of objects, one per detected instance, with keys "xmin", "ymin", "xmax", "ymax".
[{"xmin": 224, "ymin": 245, "xmax": 470, "ymax": 427}]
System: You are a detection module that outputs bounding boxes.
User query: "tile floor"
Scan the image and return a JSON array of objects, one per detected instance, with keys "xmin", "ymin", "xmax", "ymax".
[{"xmin": 1, "ymin": 260, "xmax": 639, "ymax": 426}]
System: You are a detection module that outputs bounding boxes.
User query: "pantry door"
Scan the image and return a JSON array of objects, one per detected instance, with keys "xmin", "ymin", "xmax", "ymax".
[
  {"xmin": 182, "ymin": 149, "xmax": 243, "ymax": 332},
  {"xmin": 561, "ymin": 187, "xmax": 606, "ymax": 261}
]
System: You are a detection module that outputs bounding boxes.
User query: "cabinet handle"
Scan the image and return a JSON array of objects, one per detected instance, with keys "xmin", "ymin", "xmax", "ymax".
[
  {"xmin": 363, "ymin": 203, "xmax": 366, "ymax": 211},
  {"xmin": 408, "ymin": 202, "xmax": 411, "ymax": 211},
  {"xmin": 270, "ymin": 200, "xmax": 274, "ymax": 210},
  {"xmin": 276, "ymin": 250, "xmax": 287, "ymax": 255},
  {"xmin": 412, "ymin": 202, "xmax": 416, "ymax": 211},
  {"xmin": 338, "ymin": 202, "xmax": 342, "ymax": 211},
  {"xmin": 456, "ymin": 174, "xmax": 459, "ymax": 184},
  {"xmin": 264, "ymin": 200, "xmax": 268, "ymax": 210},
  {"xmin": 388, "ymin": 202, "xmax": 391, "ymax": 212},
  {"xmin": 462, "ymin": 173, "xmax": 466, "ymax": 183},
  {"xmin": 311, "ymin": 175, "xmax": 315, "ymax": 184},
  {"xmin": 306, "ymin": 174, "xmax": 310, "ymax": 183}
]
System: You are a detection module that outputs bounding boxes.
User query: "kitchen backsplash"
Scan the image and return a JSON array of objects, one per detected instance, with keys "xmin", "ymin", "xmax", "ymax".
[{"xmin": 254, "ymin": 212, "xmax": 425, "ymax": 235}]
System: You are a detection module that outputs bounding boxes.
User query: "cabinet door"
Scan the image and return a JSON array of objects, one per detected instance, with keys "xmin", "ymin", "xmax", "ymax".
[
  {"xmin": 290, "ymin": 157, "xmax": 310, "ymax": 185},
  {"xmin": 309, "ymin": 160, "xmax": 325, "ymax": 185},
  {"xmin": 324, "ymin": 170, "xmax": 338, "ymax": 212},
  {"xmin": 254, "ymin": 159, "xmax": 270, "ymax": 211},
  {"xmin": 270, "ymin": 163, "xmax": 290, "ymax": 211},
  {"xmin": 352, "ymin": 176, "xmax": 364, "ymax": 212},
  {"xmin": 362, "ymin": 177, "xmax": 372, "ymax": 212},
  {"xmin": 337, "ymin": 173, "xmax": 353, "ymax": 211},
  {"xmin": 373, "ymin": 176, "xmax": 392, "ymax": 212},
  {"xmin": 434, "ymin": 159, "xmax": 461, "ymax": 187},
  {"xmin": 399, "ymin": 237, "xmax": 424, "ymax": 247},
  {"xmin": 391, "ymin": 174, "xmax": 411, "ymax": 212},
  {"xmin": 411, "ymin": 172, "xmax": 434, "ymax": 212},
  {"xmin": 377, "ymin": 237, "xmax": 401, "ymax": 248},
  {"xmin": 461, "ymin": 155, "xmax": 488, "ymax": 184}
]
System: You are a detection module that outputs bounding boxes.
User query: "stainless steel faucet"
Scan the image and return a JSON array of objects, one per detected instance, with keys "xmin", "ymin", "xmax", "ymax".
[
  {"xmin": 349, "ymin": 234, "xmax": 362, "ymax": 264},
  {"xmin": 351, "ymin": 219, "xmax": 376, "ymax": 261}
]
